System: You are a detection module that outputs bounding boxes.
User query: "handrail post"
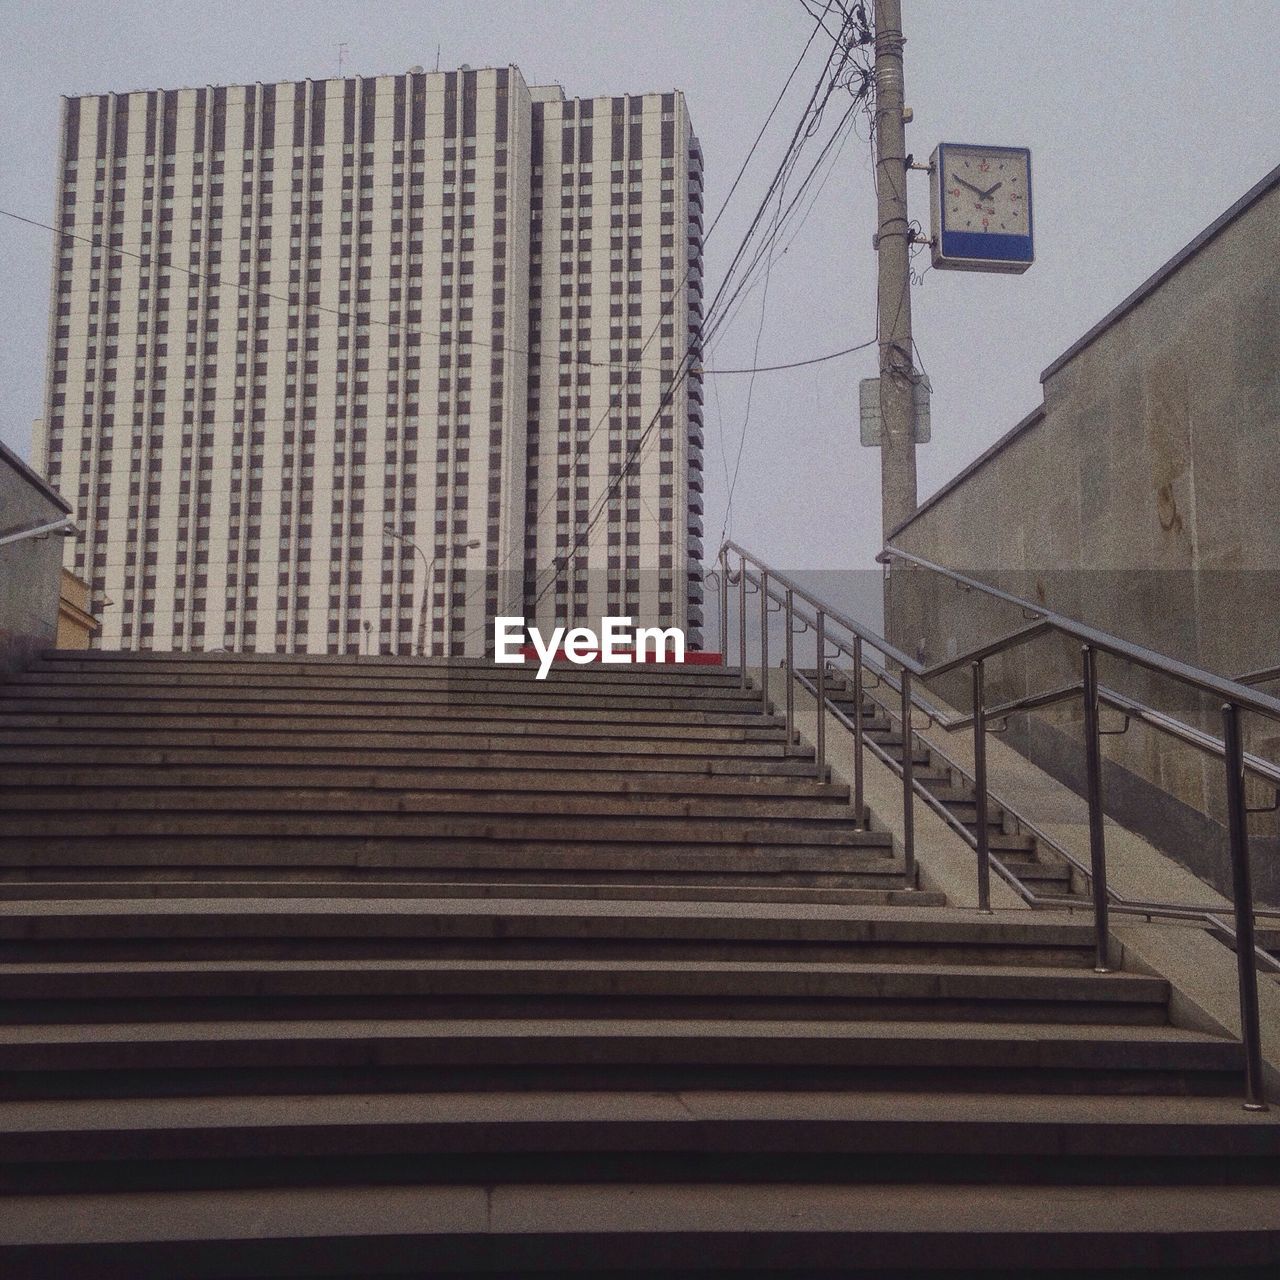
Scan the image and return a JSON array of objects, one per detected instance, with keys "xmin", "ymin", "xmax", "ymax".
[
  {"xmin": 1222, "ymin": 702, "xmax": 1269, "ymax": 1111},
  {"xmin": 784, "ymin": 588, "xmax": 796, "ymax": 753},
  {"xmin": 1081, "ymin": 644, "xmax": 1112, "ymax": 972},
  {"xmin": 718, "ymin": 548, "xmax": 729, "ymax": 660},
  {"xmin": 852, "ymin": 637, "xmax": 865, "ymax": 829},
  {"xmin": 901, "ymin": 668, "xmax": 916, "ymax": 887},
  {"xmin": 738, "ymin": 554, "xmax": 748, "ymax": 690},
  {"xmin": 815, "ymin": 611, "xmax": 827, "ymax": 780},
  {"xmin": 759, "ymin": 569, "xmax": 770, "ymax": 715},
  {"xmin": 972, "ymin": 658, "xmax": 992, "ymax": 912}
]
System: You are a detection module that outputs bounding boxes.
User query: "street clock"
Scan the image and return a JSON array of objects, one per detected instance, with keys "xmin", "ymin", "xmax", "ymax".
[{"xmin": 929, "ymin": 143, "xmax": 1033, "ymax": 273}]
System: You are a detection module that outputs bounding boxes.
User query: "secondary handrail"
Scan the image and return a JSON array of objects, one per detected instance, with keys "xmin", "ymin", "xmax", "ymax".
[
  {"xmin": 718, "ymin": 538, "xmax": 1275, "ymax": 1111},
  {"xmin": 0, "ymin": 516, "xmax": 76, "ymax": 549}
]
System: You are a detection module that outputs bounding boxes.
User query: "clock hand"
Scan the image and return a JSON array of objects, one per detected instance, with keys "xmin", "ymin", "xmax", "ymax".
[
  {"xmin": 978, "ymin": 181, "xmax": 1003, "ymax": 200},
  {"xmin": 954, "ymin": 176, "xmax": 985, "ymax": 196}
]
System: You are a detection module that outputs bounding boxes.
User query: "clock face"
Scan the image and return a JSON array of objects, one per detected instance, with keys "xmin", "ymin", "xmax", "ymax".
[
  {"xmin": 942, "ymin": 147, "xmax": 1031, "ymax": 237},
  {"xmin": 930, "ymin": 143, "xmax": 1033, "ymax": 273}
]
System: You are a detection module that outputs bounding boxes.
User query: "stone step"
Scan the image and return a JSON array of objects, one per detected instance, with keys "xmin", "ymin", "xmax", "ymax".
[
  {"xmin": 0, "ymin": 829, "xmax": 901, "ymax": 870},
  {"xmin": 0, "ymin": 728, "xmax": 806, "ymax": 759},
  {"xmin": 0, "ymin": 900, "xmax": 1111, "ymax": 968},
  {"xmin": 0, "ymin": 785, "xmax": 857, "ymax": 823},
  {"xmin": 0, "ymin": 766, "xmax": 847, "ymax": 803},
  {"xmin": 0, "ymin": 1018, "xmax": 1240, "ymax": 1101},
  {"xmin": 0, "ymin": 810, "xmax": 881, "ymax": 847},
  {"xmin": 1001, "ymin": 859, "xmax": 1074, "ymax": 886},
  {"xmin": 3, "ymin": 1181, "xmax": 1276, "ymax": 1275},
  {"xmin": 0, "ymin": 846, "xmax": 909, "ymax": 899},
  {"xmin": 31, "ymin": 652, "xmax": 745, "ymax": 685},
  {"xmin": 4, "ymin": 675, "xmax": 766, "ymax": 712},
  {"xmin": 862, "ymin": 738, "xmax": 932, "ymax": 766},
  {"xmin": 0, "ymin": 744, "xmax": 821, "ymax": 777},
  {"xmin": 0, "ymin": 714, "xmax": 787, "ymax": 745},
  {"xmin": 0, "ymin": 699, "xmax": 784, "ymax": 731},
  {"xmin": 0, "ymin": 880, "xmax": 947, "ymax": 908},
  {"xmin": 0, "ymin": 958, "xmax": 1169, "ymax": 1027},
  {"xmin": 6, "ymin": 1090, "xmax": 1277, "ymax": 1195}
]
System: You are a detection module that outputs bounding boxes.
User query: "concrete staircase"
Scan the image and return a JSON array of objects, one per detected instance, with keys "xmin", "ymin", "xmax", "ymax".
[
  {"xmin": 0, "ymin": 651, "xmax": 1277, "ymax": 1276},
  {"xmin": 823, "ymin": 668, "xmax": 1078, "ymax": 898}
]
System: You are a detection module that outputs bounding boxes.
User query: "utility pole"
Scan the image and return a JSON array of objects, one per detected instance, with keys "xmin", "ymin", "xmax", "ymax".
[{"xmin": 873, "ymin": 0, "xmax": 917, "ymax": 541}]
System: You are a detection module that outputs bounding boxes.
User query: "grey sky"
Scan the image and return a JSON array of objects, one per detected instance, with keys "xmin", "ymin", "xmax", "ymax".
[{"xmin": 3, "ymin": 0, "xmax": 1277, "ymax": 571}]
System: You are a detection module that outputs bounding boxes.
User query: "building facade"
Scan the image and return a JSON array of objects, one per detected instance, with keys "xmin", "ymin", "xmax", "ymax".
[{"xmin": 35, "ymin": 66, "xmax": 704, "ymax": 654}]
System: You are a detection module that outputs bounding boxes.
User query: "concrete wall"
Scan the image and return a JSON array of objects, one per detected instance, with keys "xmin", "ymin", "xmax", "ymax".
[
  {"xmin": 0, "ymin": 441, "xmax": 73, "ymax": 675},
  {"xmin": 885, "ymin": 163, "xmax": 1280, "ymax": 904}
]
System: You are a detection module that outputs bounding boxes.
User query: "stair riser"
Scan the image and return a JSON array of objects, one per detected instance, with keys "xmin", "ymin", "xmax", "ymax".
[
  {"xmin": 2, "ymin": 686, "xmax": 770, "ymax": 714},
  {"xmin": 0, "ymin": 794, "xmax": 858, "ymax": 822},
  {"xmin": 0, "ymin": 940, "xmax": 1102, "ymax": 968},
  {"xmin": 0, "ymin": 770, "xmax": 847, "ymax": 802},
  {"xmin": 11, "ymin": 1145, "xmax": 1279, "ymax": 1198},
  {"xmin": 0, "ymin": 1211, "xmax": 1272, "ymax": 1278},
  {"xmin": 0, "ymin": 724, "xmax": 789, "ymax": 748},
  {"xmin": 0, "ymin": 1056, "xmax": 1240, "ymax": 1104},
  {"xmin": 28, "ymin": 656, "xmax": 746, "ymax": 680},
  {"xmin": 0, "ymin": 995, "xmax": 1168, "ymax": 1027},
  {"xmin": 0, "ymin": 747, "xmax": 819, "ymax": 776},
  {"xmin": 0, "ymin": 881, "xmax": 946, "ymax": 907},
  {"xmin": 0, "ymin": 737, "xmax": 809, "ymax": 764},
  {"xmin": 0, "ymin": 710, "xmax": 784, "ymax": 735}
]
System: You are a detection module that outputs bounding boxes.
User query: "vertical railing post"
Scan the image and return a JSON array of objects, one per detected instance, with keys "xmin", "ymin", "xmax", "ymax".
[
  {"xmin": 900, "ymin": 668, "xmax": 916, "ymax": 887},
  {"xmin": 814, "ymin": 611, "xmax": 827, "ymax": 780},
  {"xmin": 1222, "ymin": 702, "xmax": 1268, "ymax": 1111},
  {"xmin": 737, "ymin": 554, "xmax": 748, "ymax": 690},
  {"xmin": 759, "ymin": 569, "xmax": 770, "ymax": 715},
  {"xmin": 718, "ymin": 549, "xmax": 729, "ymax": 661},
  {"xmin": 1080, "ymin": 644, "xmax": 1112, "ymax": 972},
  {"xmin": 784, "ymin": 588, "xmax": 796, "ymax": 752},
  {"xmin": 852, "ymin": 637, "xmax": 865, "ymax": 829},
  {"xmin": 972, "ymin": 658, "xmax": 992, "ymax": 912}
]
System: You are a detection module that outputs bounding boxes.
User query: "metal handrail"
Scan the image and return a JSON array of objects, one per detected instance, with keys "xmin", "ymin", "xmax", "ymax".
[
  {"xmin": 719, "ymin": 539, "xmax": 1275, "ymax": 1110},
  {"xmin": 0, "ymin": 516, "xmax": 76, "ymax": 549},
  {"xmin": 1237, "ymin": 665, "xmax": 1280, "ymax": 687}
]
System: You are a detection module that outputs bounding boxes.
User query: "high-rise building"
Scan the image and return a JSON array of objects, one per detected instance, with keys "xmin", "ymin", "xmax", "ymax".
[{"xmin": 35, "ymin": 66, "xmax": 704, "ymax": 654}]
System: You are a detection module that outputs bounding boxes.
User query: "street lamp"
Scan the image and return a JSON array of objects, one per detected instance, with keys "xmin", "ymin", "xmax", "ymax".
[{"xmin": 384, "ymin": 526, "xmax": 481, "ymax": 658}]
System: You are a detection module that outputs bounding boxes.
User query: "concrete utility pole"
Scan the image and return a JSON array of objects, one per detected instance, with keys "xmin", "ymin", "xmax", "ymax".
[{"xmin": 873, "ymin": 0, "xmax": 918, "ymax": 541}]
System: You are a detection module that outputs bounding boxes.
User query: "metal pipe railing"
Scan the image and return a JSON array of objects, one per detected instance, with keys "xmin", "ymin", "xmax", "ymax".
[
  {"xmin": 0, "ymin": 516, "xmax": 76, "ymax": 548},
  {"xmin": 723, "ymin": 538, "xmax": 1277, "ymax": 1110}
]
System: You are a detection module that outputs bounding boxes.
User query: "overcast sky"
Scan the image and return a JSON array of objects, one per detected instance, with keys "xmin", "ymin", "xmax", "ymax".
[{"xmin": 3, "ymin": 0, "xmax": 1277, "ymax": 572}]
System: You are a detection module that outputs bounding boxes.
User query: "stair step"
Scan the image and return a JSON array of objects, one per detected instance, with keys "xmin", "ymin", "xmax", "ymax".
[
  {"xmin": 1001, "ymin": 860, "xmax": 1073, "ymax": 884},
  {"xmin": 0, "ymin": 704, "xmax": 785, "ymax": 733},
  {"xmin": 0, "ymin": 880, "xmax": 946, "ymax": 907},
  {"xmin": 2, "ymin": 678, "xmax": 768, "ymax": 713},
  {"xmin": 0, "ymin": 900, "xmax": 1124, "ymax": 967},
  {"xmin": 0, "ymin": 717, "xmax": 786, "ymax": 744},
  {"xmin": 0, "ymin": 1018, "xmax": 1238, "ymax": 1096},
  {"xmin": 0, "ymin": 766, "xmax": 847, "ymax": 802},
  {"xmin": 0, "ymin": 729, "xmax": 807, "ymax": 760},
  {"xmin": 0, "ymin": 958, "xmax": 1169, "ymax": 1026},
  {"xmin": 0, "ymin": 746, "xmax": 822, "ymax": 777},
  {"xmin": 30, "ymin": 652, "xmax": 743, "ymax": 683},
  {"xmin": 0, "ymin": 787, "xmax": 857, "ymax": 823},
  {"xmin": 5, "ymin": 1090, "xmax": 1276, "ymax": 1191},
  {"xmin": 3, "ymin": 1181, "xmax": 1276, "ymax": 1275}
]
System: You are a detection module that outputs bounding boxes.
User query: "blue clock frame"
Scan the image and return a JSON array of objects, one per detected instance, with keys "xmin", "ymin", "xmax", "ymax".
[{"xmin": 930, "ymin": 143, "xmax": 1034, "ymax": 274}]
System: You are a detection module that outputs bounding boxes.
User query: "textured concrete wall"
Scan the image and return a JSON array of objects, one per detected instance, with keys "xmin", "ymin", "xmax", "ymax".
[
  {"xmin": 885, "ymin": 167, "xmax": 1280, "ymax": 904},
  {"xmin": 0, "ymin": 443, "xmax": 72, "ymax": 675}
]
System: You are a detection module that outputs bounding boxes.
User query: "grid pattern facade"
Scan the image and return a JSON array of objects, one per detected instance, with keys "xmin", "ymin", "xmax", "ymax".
[{"xmin": 35, "ymin": 66, "xmax": 703, "ymax": 654}]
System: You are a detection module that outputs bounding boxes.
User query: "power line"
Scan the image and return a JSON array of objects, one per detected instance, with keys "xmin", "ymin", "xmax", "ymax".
[
  {"xmin": 457, "ymin": 3, "xmax": 850, "ymax": 633},
  {"xmin": 520, "ymin": 7, "xmax": 864, "ymax": 620},
  {"xmin": 700, "ymin": 338, "xmax": 877, "ymax": 375}
]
